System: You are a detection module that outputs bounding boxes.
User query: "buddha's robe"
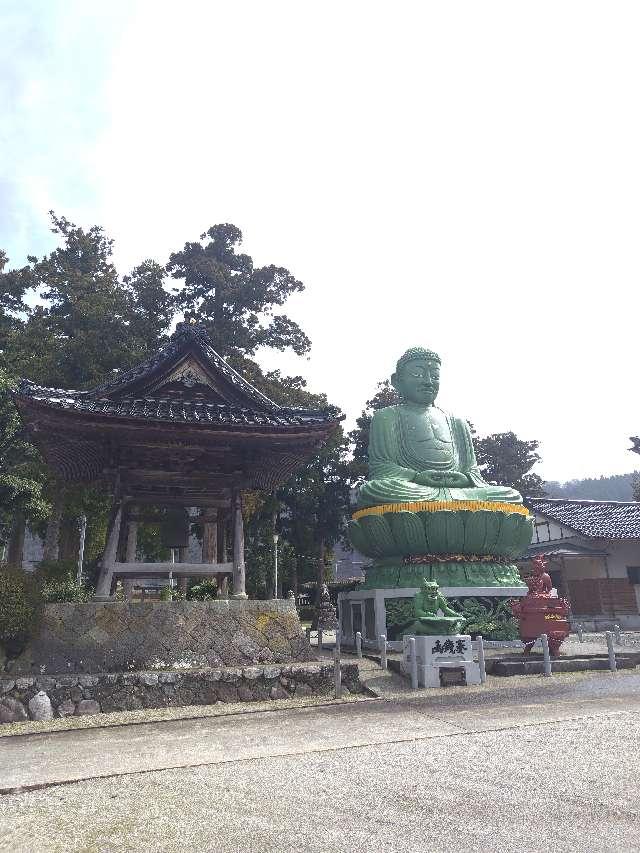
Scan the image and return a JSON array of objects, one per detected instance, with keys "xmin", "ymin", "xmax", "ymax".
[{"xmin": 357, "ymin": 403, "xmax": 522, "ymax": 509}]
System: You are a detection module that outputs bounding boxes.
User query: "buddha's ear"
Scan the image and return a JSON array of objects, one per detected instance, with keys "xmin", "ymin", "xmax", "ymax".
[{"xmin": 390, "ymin": 372, "xmax": 400, "ymax": 392}]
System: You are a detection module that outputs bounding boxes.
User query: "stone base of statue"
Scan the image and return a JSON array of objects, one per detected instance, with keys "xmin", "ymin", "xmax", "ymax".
[
  {"xmin": 337, "ymin": 586, "xmax": 527, "ymax": 650},
  {"xmin": 401, "ymin": 634, "xmax": 481, "ymax": 688},
  {"xmin": 341, "ymin": 500, "xmax": 529, "ymax": 648}
]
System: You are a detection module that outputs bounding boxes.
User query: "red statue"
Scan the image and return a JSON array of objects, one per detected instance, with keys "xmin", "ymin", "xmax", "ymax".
[{"xmin": 511, "ymin": 555, "xmax": 570, "ymax": 655}]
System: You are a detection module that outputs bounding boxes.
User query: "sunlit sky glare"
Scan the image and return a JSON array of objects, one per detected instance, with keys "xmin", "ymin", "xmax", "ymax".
[{"xmin": 2, "ymin": 1, "xmax": 640, "ymax": 483}]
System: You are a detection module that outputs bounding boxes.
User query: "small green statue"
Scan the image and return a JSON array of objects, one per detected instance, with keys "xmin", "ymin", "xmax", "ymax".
[{"xmin": 403, "ymin": 579, "xmax": 464, "ymax": 636}]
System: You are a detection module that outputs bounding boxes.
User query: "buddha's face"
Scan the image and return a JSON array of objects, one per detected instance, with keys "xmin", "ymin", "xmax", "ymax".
[{"xmin": 392, "ymin": 358, "xmax": 440, "ymax": 405}]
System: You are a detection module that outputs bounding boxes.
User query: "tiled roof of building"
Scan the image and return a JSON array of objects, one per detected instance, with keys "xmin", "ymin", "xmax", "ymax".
[
  {"xmin": 17, "ymin": 385, "xmax": 332, "ymax": 428},
  {"xmin": 526, "ymin": 497, "xmax": 640, "ymax": 540},
  {"xmin": 15, "ymin": 321, "xmax": 338, "ymax": 430},
  {"xmin": 91, "ymin": 321, "xmax": 276, "ymax": 408}
]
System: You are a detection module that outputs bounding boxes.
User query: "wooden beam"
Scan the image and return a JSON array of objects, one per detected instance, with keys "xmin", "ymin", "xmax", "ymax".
[{"xmin": 112, "ymin": 561, "xmax": 233, "ymax": 576}]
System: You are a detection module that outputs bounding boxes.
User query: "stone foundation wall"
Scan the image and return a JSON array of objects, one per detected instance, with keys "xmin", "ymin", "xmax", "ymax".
[
  {"xmin": 0, "ymin": 663, "xmax": 363, "ymax": 724},
  {"xmin": 6, "ymin": 600, "xmax": 314, "ymax": 675}
]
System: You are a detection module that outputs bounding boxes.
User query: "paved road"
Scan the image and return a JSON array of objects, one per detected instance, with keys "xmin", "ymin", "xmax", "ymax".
[{"xmin": 1, "ymin": 671, "xmax": 639, "ymax": 852}]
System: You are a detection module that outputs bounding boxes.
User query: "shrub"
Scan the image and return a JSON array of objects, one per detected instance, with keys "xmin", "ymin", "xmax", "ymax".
[
  {"xmin": 36, "ymin": 558, "xmax": 78, "ymax": 582},
  {"xmin": 297, "ymin": 605, "xmax": 315, "ymax": 622},
  {"xmin": 0, "ymin": 565, "xmax": 44, "ymax": 654},
  {"xmin": 41, "ymin": 575, "xmax": 92, "ymax": 603},
  {"xmin": 188, "ymin": 579, "xmax": 218, "ymax": 601},
  {"xmin": 464, "ymin": 616, "xmax": 519, "ymax": 641}
]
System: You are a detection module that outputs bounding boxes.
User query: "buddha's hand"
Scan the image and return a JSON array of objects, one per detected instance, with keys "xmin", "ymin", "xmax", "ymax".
[{"xmin": 413, "ymin": 470, "xmax": 470, "ymax": 488}]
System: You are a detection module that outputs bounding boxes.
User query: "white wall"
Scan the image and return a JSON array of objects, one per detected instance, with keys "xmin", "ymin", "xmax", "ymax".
[{"xmin": 532, "ymin": 515, "xmax": 570, "ymax": 543}]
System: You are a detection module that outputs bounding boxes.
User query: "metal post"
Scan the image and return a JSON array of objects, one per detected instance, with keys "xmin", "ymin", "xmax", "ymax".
[
  {"xmin": 355, "ymin": 631, "xmax": 362, "ymax": 658},
  {"xmin": 334, "ymin": 646, "xmax": 342, "ymax": 699},
  {"xmin": 306, "ymin": 626, "xmax": 311, "ymax": 645},
  {"xmin": 614, "ymin": 624, "xmax": 621, "ymax": 645},
  {"xmin": 477, "ymin": 635, "xmax": 486, "ymax": 684},
  {"xmin": 606, "ymin": 631, "xmax": 617, "ymax": 672},
  {"xmin": 541, "ymin": 633, "xmax": 552, "ymax": 677},
  {"xmin": 379, "ymin": 634, "xmax": 387, "ymax": 670},
  {"xmin": 409, "ymin": 637, "xmax": 418, "ymax": 689},
  {"xmin": 318, "ymin": 629, "xmax": 323, "ymax": 652},
  {"xmin": 577, "ymin": 623, "xmax": 583, "ymax": 643},
  {"xmin": 76, "ymin": 515, "xmax": 87, "ymax": 586},
  {"xmin": 335, "ymin": 628, "xmax": 341, "ymax": 655}
]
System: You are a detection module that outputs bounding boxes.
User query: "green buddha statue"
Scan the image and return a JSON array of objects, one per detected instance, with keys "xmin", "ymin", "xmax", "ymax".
[
  {"xmin": 358, "ymin": 347, "xmax": 522, "ymax": 509},
  {"xmin": 348, "ymin": 346, "xmax": 533, "ymax": 591},
  {"xmin": 403, "ymin": 579, "xmax": 464, "ymax": 636}
]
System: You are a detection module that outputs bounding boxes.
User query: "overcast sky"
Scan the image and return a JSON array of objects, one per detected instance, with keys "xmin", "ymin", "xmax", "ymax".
[{"xmin": 2, "ymin": 1, "xmax": 640, "ymax": 483}]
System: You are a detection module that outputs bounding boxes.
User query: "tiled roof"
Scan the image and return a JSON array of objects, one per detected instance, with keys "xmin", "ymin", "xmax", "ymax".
[
  {"xmin": 526, "ymin": 497, "xmax": 640, "ymax": 539},
  {"xmin": 520, "ymin": 541, "xmax": 609, "ymax": 559},
  {"xmin": 17, "ymin": 385, "xmax": 333, "ymax": 427},
  {"xmin": 15, "ymin": 321, "xmax": 338, "ymax": 429},
  {"xmin": 91, "ymin": 321, "xmax": 276, "ymax": 409}
]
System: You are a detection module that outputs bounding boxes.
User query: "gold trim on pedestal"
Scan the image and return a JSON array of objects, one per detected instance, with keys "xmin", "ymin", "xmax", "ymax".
[{"xmin": 352, "ymin": 500, "xmax": 531, "ymax": 521}]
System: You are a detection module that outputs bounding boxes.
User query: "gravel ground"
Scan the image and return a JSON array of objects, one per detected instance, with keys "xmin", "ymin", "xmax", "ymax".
[{"xmin": 1, "ymin": 709, "xmax": 638, "ymax": 853}]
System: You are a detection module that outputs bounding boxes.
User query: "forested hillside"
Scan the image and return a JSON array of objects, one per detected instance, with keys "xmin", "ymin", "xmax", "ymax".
[{"xmin": 544, "ymin": 472, "xmax": 640, "ymax": 501}]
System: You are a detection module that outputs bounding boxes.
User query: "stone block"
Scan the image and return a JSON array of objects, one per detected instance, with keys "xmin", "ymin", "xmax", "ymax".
[
  {"xmin": 204, "ymin": 670, "xmax": 221, "ymax": 682},
  {"xmin": 219, "ymin": 668, "xmax": 242, "ymax": 682},
  {"xmin": 237, "ymin": 684, "xmax": 257, "ymax": 701},
  {"xmin": 55, "ymin": 676, "xmax": 78, "ymax": 688},
  {"xmin": 57, "ymin": 699, "xmax": 76, "ymax": 717},
  {"xmin": 78, "ymin": 675, "xmax": 99, "ymax": 687},
  {"xmin": 294, "ymin": 683, "xmax": 314, "ymax": 698},
  {"xmin": 15, "ymin": 677, "xmax": 35, "ymax": 690},
  {"xmin": 0, "ymin": 697, "xmax": 28, "ymax": 723},
  {"xmin": 0, "ymin": 680, "xmax": 15, "ymax": 694},
  {"xmin": 402, "ymin": 635, "xmax": 473, "ymax": 671},
  {"xmin": 28, "ymin": 691, "xmax": 53, "ymax": 721},
  {"xmin": 70, "ymin": 686, "xmax": 84, "ymax": 702},
  {"xmin": 75, "ymin": 699, "xmax": 101, "ymax": 716},
  {"xmin": 139, "ymin": 673, "xmax": 159, "ymax": 686},
  {"xmin": 242, "ymin": 667, "xmax": 262, "ymax": 680},
  {"xmin": 215, "ymin": 682, "xmax": 239, "ymax": 703},
  {"xmin": 270, "ymin": 685, "xmax": 290, "ymax": 700},
  {"xmin": 262, "ymin": 666, "xmax": 282, "ymax": 680},
  {"xmin": 158, "ymin": 672, "xmax": 178, "ymax": 684}
]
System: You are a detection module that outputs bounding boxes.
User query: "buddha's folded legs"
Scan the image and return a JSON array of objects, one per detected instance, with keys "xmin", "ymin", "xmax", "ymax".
[{"xmin": 358, "ymin": 479, "xmax": 522, "ymax": 509}]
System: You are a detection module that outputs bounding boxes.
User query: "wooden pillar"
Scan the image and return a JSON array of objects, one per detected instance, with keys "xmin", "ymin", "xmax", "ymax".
[
  {"xmin": 202, "ymin": 508, "xmax": 218, "ymax": 563},
  {"xmin": 7, "ymin": 513, "xmax": 26, "ymax": 568},
  {"xmin": 95, "ymin": 502, "xmax": 124, "ymax": 600},
  {"xmin": 231, "ymin": 489, "xmax": 247, "ymax": 599},
  {"xmin": 218, "ymin": 511, "xmax": 228, "ymax": 562},
  {"xmin": 42, "ymin": 486, "xmax": 65, "ymax": 562},
  {"xmin": 123, "ymin": 520, "xmax": 138, "ymax": 600}
]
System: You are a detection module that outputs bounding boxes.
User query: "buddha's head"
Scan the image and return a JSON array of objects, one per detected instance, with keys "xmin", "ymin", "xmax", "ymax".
[{"xmin": 392, "ymin": 347, "xmax": 441, "ymax": 406}]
